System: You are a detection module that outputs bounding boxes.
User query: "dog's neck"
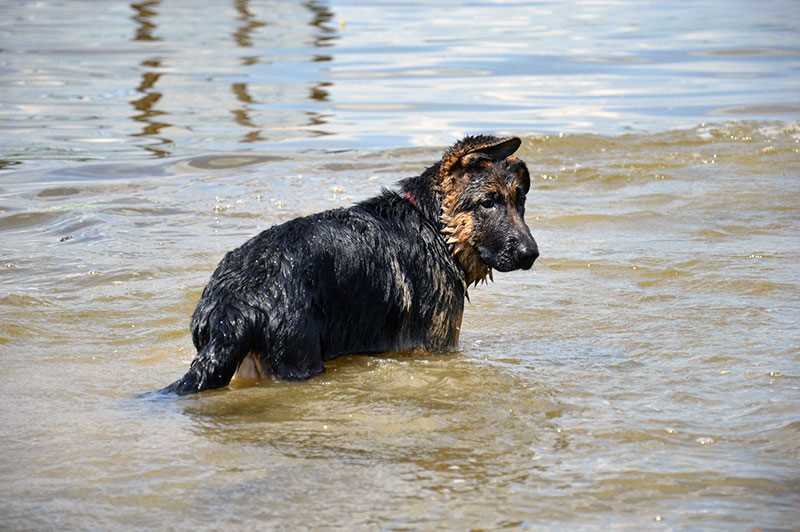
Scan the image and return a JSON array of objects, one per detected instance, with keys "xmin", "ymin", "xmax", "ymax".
[
  {"xmin": 399, "ymin": 165, "xmax": 490, "ymax": 287},
  {"xmin": 398, "ymin": 164, "xmax": 444, "ymax": 228}
]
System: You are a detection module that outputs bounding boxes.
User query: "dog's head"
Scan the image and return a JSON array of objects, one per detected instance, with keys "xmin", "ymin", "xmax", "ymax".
[{"xmin": 438, "ymin": 135, "xmax": 538, "ymax": 285}]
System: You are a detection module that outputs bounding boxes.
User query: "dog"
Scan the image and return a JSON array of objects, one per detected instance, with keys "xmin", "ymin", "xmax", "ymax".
[{"xmin": 160, "ymin": 135, "xmax": 538, "ymax": 395}]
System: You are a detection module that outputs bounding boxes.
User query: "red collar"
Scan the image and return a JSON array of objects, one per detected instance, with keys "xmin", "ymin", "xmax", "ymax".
[{"xmin": 402, "ymin": 191, "xmax": 417, "ymax": 207}]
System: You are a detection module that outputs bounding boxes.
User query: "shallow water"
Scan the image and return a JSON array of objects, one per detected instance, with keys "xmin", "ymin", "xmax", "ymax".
[{"xmin": 2, "ymin": 1, "xmax": 800, "ymax": 530}]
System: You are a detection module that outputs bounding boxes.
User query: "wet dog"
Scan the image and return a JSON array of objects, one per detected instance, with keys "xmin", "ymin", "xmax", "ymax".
[{"xmin": 160, "ymin": 135, "xmax": 538, "ymax": 395}]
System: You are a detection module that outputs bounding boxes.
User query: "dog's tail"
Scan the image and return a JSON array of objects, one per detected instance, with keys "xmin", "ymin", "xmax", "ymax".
[
  {"xmin": 158, "ymin": 338, "xmax": 247, "ymax": 396},
  {"xmin": 157, "ymin": 293, "xmax": 264, "ymax": 395}
]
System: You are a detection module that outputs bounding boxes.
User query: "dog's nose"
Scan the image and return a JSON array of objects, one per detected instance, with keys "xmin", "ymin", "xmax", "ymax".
[{"xmin": 517, "ymin": 241, "xmax": 539, "ymax": 270}]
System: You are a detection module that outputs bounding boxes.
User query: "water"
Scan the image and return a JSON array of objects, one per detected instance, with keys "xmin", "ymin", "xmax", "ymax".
[{"xmin": 1, "ymin": 0, "xmax": 799, "ymax": 529}]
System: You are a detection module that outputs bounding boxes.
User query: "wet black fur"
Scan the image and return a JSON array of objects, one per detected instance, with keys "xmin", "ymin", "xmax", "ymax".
[
  {"xmin": 159, "ymin": 137, "xmax": 535, "ymax": 395},
  {"xmin": 160, "ymin": 166, "xmax": 466, "ymax": 394}
]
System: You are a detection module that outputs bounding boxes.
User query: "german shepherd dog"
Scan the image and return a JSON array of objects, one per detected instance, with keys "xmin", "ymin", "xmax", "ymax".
[{"xmin": 160, "ymin": 135, "xmax": 538, "ymax": 395}]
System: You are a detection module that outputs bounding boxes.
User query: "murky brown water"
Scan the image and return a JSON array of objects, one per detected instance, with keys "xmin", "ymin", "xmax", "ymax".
[{"xmin": 2, "ymin": 1, "xmax": 800, "ymax": 530}]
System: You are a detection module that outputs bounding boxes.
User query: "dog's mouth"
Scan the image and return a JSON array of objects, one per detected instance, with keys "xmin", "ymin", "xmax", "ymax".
[
  {"xmin": 478, "ymin": 246, "xmax": 511, "ymax": 272},
  {"xmin": 478, "ymin": 246, "xmax": 537, "ymax": 272}
]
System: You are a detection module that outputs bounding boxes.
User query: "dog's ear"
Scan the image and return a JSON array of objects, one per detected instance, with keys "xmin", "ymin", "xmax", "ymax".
[
  {"xmin": 464, "ymin": 136, "xmax": 521, "ymax": 162},
  {"xmin": 514, "ymin": 159, "xmax": 531, "ymax": 194},
  {"xmin": 440, "ymin": 135, "xmax": 523, "ymax": 183}
]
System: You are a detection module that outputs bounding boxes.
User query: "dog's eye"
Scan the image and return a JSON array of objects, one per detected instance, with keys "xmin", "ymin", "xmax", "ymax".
[{"xmin": 480, "ymin": 195, "xmax": 499, "ymax": 209}]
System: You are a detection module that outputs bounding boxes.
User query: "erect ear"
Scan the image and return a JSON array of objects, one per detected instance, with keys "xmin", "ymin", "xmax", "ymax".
[
  {"xmin": 464, "ymin": 136, "xmax": 521, "ymax": 162},
  {"xmin": 514, "ymin": 159, "xmax": 531, "ymax": 194}
]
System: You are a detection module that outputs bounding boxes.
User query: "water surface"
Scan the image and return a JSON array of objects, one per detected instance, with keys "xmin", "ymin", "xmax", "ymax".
[{"xmin": 1, "ymin": 1, "xmax": 799, "ymax": 529}]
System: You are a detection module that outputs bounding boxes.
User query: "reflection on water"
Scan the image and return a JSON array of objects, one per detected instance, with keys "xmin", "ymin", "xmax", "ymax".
[
  {"xmin": 231, "ymin": 82, "xmax": 263, "ymax": 143},
  {"xmin": 230, "ymin": 1, "xmax": 267, "ymax": 144},
  {"xmin": 305, "ymin": 0, "xmax": 338, "ymax": 49},
  {"xmin": 233, "ymin": 0, "xmax": 266, "ymax": 50},
  {"xmin": 3, "ymin": 0, "xmax": 798, "ymax": 168},
  {"xmin": 127, "ymin": 0, "xmax": 337, "ymax": 155},
  {"xmin": 1, "ymin": 0, "xmax": 800, "ymax": 530},
  {"xmin": 0, "ymin": 0, "xmax": 342, "ymax": 165},
  {"xmin": 131, "ymin": 58, "xmax": 172, "ymax": 157},
  {"xmin": 130, "ymin": 1, "xmax": 171, "ymax": 157},
  {"xmin": 130, "ymin": 0, "xmax": 161, "ymax": 42}
]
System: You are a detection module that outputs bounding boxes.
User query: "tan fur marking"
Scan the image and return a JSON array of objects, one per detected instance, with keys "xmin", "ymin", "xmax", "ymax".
[
  {"xmin": 232, "ymin": 352, "xmax": 265, "ymax": 385},
  {"xmin": 439, "ymin": 168, "xmax": 488, "ymax": 286},
  {"xmin": 390, "ymin": 256, "xmax": 412, "ymax": 312},
  {"xmin": 428, "ymin": 306, "xmax": 462, "ymax": 348},
  {"xmin": 443, "ymin": 211, "xmax": 490, "ymax": 286}
]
